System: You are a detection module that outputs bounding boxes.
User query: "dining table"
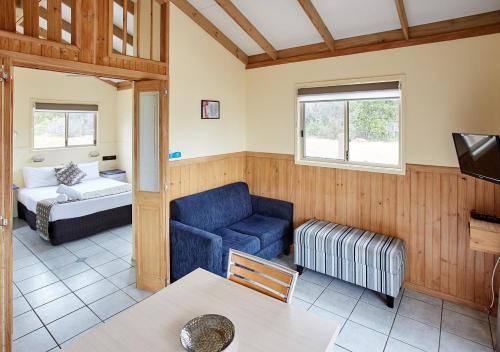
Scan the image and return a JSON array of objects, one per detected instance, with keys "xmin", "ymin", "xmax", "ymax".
[{"xmin": 63, "ymin": 268, "xmax": 341, "ymax": 351}]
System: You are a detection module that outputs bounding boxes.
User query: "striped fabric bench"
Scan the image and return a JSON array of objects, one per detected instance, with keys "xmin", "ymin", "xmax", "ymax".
[{"xmin": 294, "ymin": 219, "xmax": 406, "ymax": 308}]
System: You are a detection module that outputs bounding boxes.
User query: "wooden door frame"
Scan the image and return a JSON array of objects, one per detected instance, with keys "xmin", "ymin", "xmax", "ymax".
[
  {"xmin": 0, "ymin": 57, "xmax": 13, "ymax": 352},
  {"xmin": 0, "ymin": 60, "xmax": 169, "ymax": 352}
]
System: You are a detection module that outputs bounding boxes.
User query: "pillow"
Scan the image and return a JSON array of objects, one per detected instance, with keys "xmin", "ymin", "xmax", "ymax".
[
  {"xmin": 78, "ymin": 161, "xmax": 100, "ymax": 181},
  {"xmin": 55, "ymin": 162, "xmax": 87, "ymax": 186},
  {"xmin": 23, "ymin": 166, "xmax": 59, "ymax": 189}
]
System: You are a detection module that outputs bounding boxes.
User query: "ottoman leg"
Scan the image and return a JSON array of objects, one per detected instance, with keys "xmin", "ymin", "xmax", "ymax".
[
  {"xmin": 296, "ymin": 265, "xmax": 304, "ymax": 275},
  {"xmin": 386, "ymin": 295, "xmax": 395, "ymax": 308}
]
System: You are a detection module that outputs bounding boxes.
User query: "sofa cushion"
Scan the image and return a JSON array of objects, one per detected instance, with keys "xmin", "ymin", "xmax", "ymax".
[
  {"xmin": 170, "ymin": 182, "xmax": 253, "ymax": 232},
  {"xmin": 214, "ymin": 228, "xmax": 261, "ymax": 273},
  {"xmin": 228, "ymin": 214, "xmax": 290, "ymax": 248}
]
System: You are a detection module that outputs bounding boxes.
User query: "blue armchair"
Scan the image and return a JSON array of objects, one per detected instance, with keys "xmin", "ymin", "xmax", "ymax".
[{"xmin": 170, "ymin": 182, "xmax": 293, "ymax": 281}]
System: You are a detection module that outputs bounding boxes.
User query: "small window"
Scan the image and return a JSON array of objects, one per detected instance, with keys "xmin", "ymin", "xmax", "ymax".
[
  {"xmin": 297, "ymin": 80, "xmax": 403, "ymax": 173},
  {"xmin": 33, "ymin": 103, "xmax": 98, "ymax": 149}
]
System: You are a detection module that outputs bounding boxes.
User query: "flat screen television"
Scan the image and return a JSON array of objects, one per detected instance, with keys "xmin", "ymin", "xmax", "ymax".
[{"xmin": 452, "ymin": 133, "xmax": 500, "ymax": 185}]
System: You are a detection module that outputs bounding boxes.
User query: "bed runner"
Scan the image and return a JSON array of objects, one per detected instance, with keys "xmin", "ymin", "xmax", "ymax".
[{"xmin": 36, "ymin": 184, "xmax": 132, "ymax": 241}]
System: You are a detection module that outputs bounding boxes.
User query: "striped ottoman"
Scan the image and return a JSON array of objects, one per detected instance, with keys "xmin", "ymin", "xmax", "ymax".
[{"xmin": 294, "ymin": 219, "xmax": 406, "ymax": 308}]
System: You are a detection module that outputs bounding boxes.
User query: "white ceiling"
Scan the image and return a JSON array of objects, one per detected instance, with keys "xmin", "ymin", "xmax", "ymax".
[{"xmin": 183, "ymin": 0, "xmax": 500, "ymax": 55}]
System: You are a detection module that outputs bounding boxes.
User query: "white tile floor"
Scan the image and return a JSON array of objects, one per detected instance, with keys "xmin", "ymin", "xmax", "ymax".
[
  {"xmin": 11, "ymin": 222, "xmax": 498, "ymax": 352},
  {"xmin": 11, "ymin": 219, "xmax": 152, "ymax": 352},
  {"xmin": 272, "ymin": 254, "xmax": 498, "ymax": 352}
]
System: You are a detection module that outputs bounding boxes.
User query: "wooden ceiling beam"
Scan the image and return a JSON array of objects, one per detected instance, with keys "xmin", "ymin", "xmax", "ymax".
[
  {"xmin": 170, "ymin": 0, "xmax": 248, "ymax": 64},
  {"xmin": 395, "ymin": 0, "xmax": 410, "ymax": 40},
  {"xmin": 247, "ymin": 10, "xmax": 500, "ymax": 69},
  {"xmin": 215, "ymin": 0, "xmax": 277, "ymax": 60},
  {"xmin": 297, "ymin": 0, "xmax": 335, "ymax": 51}
]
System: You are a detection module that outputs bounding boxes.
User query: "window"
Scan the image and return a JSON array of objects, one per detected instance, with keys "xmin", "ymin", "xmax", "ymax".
[
  {"xmin": 297, "ymin": 80, "xmax": 402, "ymax": 173},
  {"xmin": 33, "ymin": 103, "xmax": 98, "ymax": 149}
]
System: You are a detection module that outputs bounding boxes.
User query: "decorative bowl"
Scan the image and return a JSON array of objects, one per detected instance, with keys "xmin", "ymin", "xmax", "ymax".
[{"xmin": 180, "ymin": 314, "xmax": 235, "ymax": 352}]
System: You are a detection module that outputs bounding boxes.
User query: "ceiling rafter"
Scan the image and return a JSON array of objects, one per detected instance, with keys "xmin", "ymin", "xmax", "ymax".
[
  {"xmin": 170, "ymin": 0, "xmax": 248, "ymax": 64},
  {"xmin": 297, "ymin": 0, "xmax": 335, "ymax": 51},
  {"xmin": 246, "ymin": 10, "xmax": 500, "ymax": 69},
  {"xmin": 215, "ymin": 0, "xmax": 277, "ymax": 60},
  {"xmin": 395, "ymin": 0, "xmax": 410, "ymax": 40}
]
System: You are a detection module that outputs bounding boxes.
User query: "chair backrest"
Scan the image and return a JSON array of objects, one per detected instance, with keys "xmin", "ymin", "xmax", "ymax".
[{"xmin": 227, "ymin": 249, "xmax": 298, "ymax": 303}]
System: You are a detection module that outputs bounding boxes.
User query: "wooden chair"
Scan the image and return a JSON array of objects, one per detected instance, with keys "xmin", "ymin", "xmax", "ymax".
[{"xmin": 227, "ymin": 249, "xmax": 299, "ymax": 303}]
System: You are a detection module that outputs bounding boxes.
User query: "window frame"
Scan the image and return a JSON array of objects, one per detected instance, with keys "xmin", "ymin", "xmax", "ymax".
[
  {"xmin": 295, "ymin": 76, "xmax": 405, "ymax": 175},
  {"xmin": 32, "ymin": 102, "xmax": 98, "ymax": 150}
]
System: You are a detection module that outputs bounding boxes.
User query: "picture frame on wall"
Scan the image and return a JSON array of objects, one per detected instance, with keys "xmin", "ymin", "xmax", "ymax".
[{"xmin": 201, "ymin": 100, "xmax": 220, "ymax": 119}]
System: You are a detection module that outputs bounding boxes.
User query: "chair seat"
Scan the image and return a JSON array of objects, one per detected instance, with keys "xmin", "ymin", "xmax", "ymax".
[{"xmin": 228, "ymin": 214, "xmax": 290, "ymax": 248}]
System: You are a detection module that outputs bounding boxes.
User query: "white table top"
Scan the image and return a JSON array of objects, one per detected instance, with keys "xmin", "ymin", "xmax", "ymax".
[{"xmin": 63, "ymin": 268, "xmax": 340, "ymax": 352}]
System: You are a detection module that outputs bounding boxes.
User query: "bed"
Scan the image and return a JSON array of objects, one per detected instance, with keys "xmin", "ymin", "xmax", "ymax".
[{"xmin": 18, "ymin": 163, "xmax": 132, "ymax": 245}]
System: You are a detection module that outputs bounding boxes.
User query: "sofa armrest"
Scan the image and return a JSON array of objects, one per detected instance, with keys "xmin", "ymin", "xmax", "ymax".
[
  {"xmin": 170, "ymin": 220, "xmax": 223, "ymax": 280},
  {"xmin": 251, "ymin": 195, "xmax": 294, "ymax": 223}
]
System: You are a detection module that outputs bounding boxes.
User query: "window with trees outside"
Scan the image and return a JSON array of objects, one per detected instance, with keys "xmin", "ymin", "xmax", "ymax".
[
  {"xmin": 297, "ymin": 80, "xmax": 402, "ymax": 173},
  {"xmin": 33, "ymin": 103, "xmax": 98, "ymax": 149}
]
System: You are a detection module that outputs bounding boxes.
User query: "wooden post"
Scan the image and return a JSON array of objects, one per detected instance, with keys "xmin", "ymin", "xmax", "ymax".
[
  {"xmin": 47, "ymin": 0, "xmax": 63, "ymax": 42},
  {"xmin": 23, "ymin": 0, "xmax": 40, "ymax": 37},
  {"xmin": 0, "ymin": 1, "xmax": 16, "ymax": 32}
]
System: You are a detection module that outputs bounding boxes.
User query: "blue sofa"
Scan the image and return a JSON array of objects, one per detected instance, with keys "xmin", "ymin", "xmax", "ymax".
[{"xmin": 170, "ymin": 182, "xmax": 293, "ymax": 281}]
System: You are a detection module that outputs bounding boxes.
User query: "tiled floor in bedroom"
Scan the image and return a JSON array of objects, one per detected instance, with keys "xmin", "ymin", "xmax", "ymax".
[
  {"xmin": 11, "ymin": 224, "xmax": 497, "ymax": 352},
  {"xmin": 11, "ymin": 219, "xmax": 152, "ymax": 352},
  {"xmin": 272, "ymin": 255, "xmax": 498, "ymax": 352}
]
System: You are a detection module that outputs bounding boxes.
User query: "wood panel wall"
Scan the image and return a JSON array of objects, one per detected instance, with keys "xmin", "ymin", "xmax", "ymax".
[
  {"xmin": 246, "ymin": 152, "xmax": 500, "ymax": 310},
  {"xmin": 169, "ymin": 151, "xmax": 500, "ymax": 311},
  {"xmin": 169, "ymin": 152, "xmax": 247, "ymax": 200}
]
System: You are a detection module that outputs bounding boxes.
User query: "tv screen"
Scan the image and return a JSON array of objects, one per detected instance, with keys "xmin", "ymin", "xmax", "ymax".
[{"xmin": 452, "ymin": 133, "xmax": 500, "ymax": 184}]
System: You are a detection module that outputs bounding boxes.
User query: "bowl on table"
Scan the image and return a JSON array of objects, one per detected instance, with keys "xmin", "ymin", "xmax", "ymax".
[{"xmin": 180, "ymin": 314, "xmax": 235, "ymax": 352}]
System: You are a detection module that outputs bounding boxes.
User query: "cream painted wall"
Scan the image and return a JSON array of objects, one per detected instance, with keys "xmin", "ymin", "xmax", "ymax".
[
  {"xmin": 13, "ymin": 67, "xmax": 121, "ymax": 186},
  {"xmin": 169, "ymin": 5, "xmax": 247, "ymax": 160},
  {"xmin": 246, "ymin": 33, "xmax": 500, "ymax": 167},
  {"xmin": 116, "ymin": 88, "xmax": 133, "ymax": 181}
]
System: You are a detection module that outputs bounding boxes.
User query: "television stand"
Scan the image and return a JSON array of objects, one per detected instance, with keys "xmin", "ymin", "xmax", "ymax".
[
  {"xmin": 468, "ymin": 215, "xmax": 500, "ymax": 351},
  {"xmin": 470, "ymin": 211, "xmax": 500, "ymax": 224}
]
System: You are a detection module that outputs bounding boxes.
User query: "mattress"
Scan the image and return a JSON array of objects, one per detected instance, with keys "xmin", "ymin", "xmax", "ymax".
[{"xmin": 17, "ymin": 177, "xmax": 132, "ymax": 222}]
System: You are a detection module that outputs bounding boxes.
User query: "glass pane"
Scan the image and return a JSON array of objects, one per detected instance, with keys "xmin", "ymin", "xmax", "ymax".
[
  {"xmin": 67, "ymin": 113, "xmax": 96, "ymax": 146},
  {"xmin": 303, "ymin": 101, "xmax": 345, "ymax": 160},
  {"xmin": 348, "ymin": 99, "xmax": 400, "ymax": 165},
  {"xmin": 33, "ymin": 111, "xmax": 65, "ymax": 149},
  {"xmin": 113, "ymin": 0, "xmax": 136, "ymax": 56},
  {"xmin": 16, "ymin": 0, "xmax": 24, "ymax": 35},
  {"xmin": 138, "ymin": 92, "xmax": 160, "ymax": 192},
  {"xmin": 39, "ymin": 0, "xmax": 47, "ymax": 40},
  {"xmin": 62, "ymin": 1, "xmax": 72, "ymax": 44}
]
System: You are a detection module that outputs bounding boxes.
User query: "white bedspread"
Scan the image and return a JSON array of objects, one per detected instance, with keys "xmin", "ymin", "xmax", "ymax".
[{"xmin": 18, "ymin": 177, "xmax": 132, "ymax": 222}]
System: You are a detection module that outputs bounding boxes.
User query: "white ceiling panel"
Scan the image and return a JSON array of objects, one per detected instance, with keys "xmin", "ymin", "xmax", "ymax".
[
  {"xmin": 312, "ymin": 0, "xmax": 402, "ymax": 39},
  {"xmin": 201, "ymin": 4, "xmax": 265, "ymax": 55},
  {"xmin": 188, "ymin": 0, "xmax": 217, "ymax": 11},
  {"xmin": 405, "ymin": 0, "xmax": 500, "ymax": 26},
  {"xmin": 231, "ymin": 0, "xmax": 324, "ymax": 50}
]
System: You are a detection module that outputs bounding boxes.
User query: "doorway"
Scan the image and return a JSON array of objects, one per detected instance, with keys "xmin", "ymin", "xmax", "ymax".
[{"xmin": 0, "ymin": 60, "xmax": 169, "ymax": 351}]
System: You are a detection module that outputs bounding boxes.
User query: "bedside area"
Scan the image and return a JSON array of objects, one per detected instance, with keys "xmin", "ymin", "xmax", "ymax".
[{"xmin": 100, "ymin": 169, "xmax": 127, "ymax": 182}]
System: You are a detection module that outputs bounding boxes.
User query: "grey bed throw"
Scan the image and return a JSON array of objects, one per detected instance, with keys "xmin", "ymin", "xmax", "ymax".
[{"xmin": 36, "ymin": 183, "xmax": 132, "ymax": 241}]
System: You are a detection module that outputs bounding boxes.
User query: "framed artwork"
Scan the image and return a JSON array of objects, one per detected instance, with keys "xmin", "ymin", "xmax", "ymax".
[{"xmin": 201, "ymin": 100, "xmax": 220, "ymax": 119}]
